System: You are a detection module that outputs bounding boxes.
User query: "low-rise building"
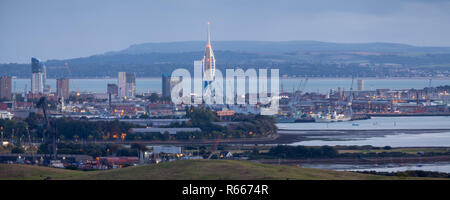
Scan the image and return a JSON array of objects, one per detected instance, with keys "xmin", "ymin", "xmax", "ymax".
[
  {"xmin": 0, "ymin": 111, "xmax": 13, "ymax": 119},
  {"xmin": 131, "ymin": 127, "xmax": 201, "ymax": 135}
]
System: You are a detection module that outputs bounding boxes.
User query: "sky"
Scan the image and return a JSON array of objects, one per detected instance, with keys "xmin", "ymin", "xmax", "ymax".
[{"xmin": 1, "ymin": 0, "xmax": 450, "ymax": 63}]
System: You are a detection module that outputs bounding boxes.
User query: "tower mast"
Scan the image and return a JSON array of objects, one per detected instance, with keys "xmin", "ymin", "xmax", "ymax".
[{"xmin": 202, "ymin": 21, "xmax": 216, "ymax": 97}]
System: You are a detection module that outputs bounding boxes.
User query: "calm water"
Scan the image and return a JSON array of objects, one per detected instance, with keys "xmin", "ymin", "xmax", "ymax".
[
  {"xmin": 301, "ymin": 162, "xmax": 450, "ymax": 173},
  {"xmin": 278, "ymin": 116, "xmax": 450, "ymax": 130},
  {"xmin": 280, "ymin": 117, "xmax": 450, "ymax": 147},
  {"xmin": 11, "ymin": 77, "xmax": 450, "ymax": 94},
  {"xmin": 290, "ymin": 131, "xmax": 450, "ymax": 147}
]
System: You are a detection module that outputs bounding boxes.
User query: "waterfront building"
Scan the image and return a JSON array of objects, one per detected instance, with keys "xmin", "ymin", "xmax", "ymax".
[
  {"xmin": 162, "ymin": 74, "xmax": 182, "ymax": 98},
  {"xmin": 43, "ymin": 64, "xmax": 50, "ymax": 93},
  {"xmin": 31, "ymin": 57, "xmax": 45, "ymax": 94},
  {"xmin": 132, "ymin": 128, "xmax": 201, "ymax": 135},
  {"xmin": 118, "ymin": 72, "xmax": 136, "ymax": 99},
  {"xmin": 0, "ymin": 111, "xmax": 14, "ymax": 120},
  {"xmin": 107, "ymin": 83, "xmax": 119, "ymax": 96},
  {"xmin": 0, "ymin": 76, "xmax": 12, "ymax": 100},
  {"xmin": 152, "ymin": 146, "xmax": 182, "ymax": 154},
  {"xmin": 56, "ymin": 78, "xmax": 69, "ymax": 99},
  {"xmin": 357, "ymin": 79, "xmax": 364, "ymax": 91}
]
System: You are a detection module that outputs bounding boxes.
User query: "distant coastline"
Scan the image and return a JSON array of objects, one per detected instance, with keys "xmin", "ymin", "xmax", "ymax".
[{"xmin": 11, "ymin": 76, "xmax": 450, "ymax": 80}]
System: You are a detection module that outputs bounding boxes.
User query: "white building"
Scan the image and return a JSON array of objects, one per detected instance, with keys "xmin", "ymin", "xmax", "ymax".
[
  {"xmin": 118, "ymin": 72, "xmax": 136, "ymax": 99},
  {"xmin": 31, "ymin": 57, "xmax": 45, "ymax": 94},
  {"xmin": 31, "ymin": 73, "xmax": 44, "ymax": 93},
  {"xmin": 0, "ymin": 111, "xmax": 13, "ymax": 120},
  {"xmin": 152, "ymin": 146, "xmax": 182, "ymax": 154},
  {"xmin": 357, "ymin": 79, "xmax": 364, "ymax": 91}
]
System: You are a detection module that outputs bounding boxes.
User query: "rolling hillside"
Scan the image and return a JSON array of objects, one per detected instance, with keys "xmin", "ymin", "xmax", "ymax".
[
  {"xmin": 2, "ymin": 40, "xmax": 450, "ymax": 78},
  {"xmin": 107, "ymin": 40, "xmax": 450, "ymax": 55},
  {"xmin": 0, "ymin": 160, "xmax": 440, "ymax": 180}
]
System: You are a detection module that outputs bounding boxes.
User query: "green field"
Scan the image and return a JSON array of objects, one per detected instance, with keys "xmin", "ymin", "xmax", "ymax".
[{"xmin": 1, "ymin": 160, "xmax": 444, "ymax": 180}]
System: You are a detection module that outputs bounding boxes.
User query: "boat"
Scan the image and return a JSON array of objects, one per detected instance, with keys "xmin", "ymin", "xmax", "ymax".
[
  {"xmin": 275, "ymin": 116, "xmax": 296, "ymax": 123},
  {"xmin": 312, "ymin": 111, "xmax": 352, "ymax": 123},
  {"xmin": 294, "ymin": 118, "xmax": 315, "ymax": 123}
]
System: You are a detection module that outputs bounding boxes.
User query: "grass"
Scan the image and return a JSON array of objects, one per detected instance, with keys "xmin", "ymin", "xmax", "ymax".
[
  {"xmin": 0, "ymin": 164, "xmax": 85, "ymax": 180},
  {"xmin": 0, "ymin": 160, "xmax": 444, "ymax": 180}
]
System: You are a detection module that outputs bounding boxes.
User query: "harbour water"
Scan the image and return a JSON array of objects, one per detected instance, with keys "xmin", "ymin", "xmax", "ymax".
[
  {"xmin": 289, "ymin": 131, "xmax": 450, "ymax": 147},
  {"xmin": 278, "ymin": 117, "xmax": 450, "ymax": 147},
  {"xmin": 11, "ymin": 77, "xmax": 450, "ymax": 94},
  {"xmin": 301, "ymin": 162, "xmax": 450, "ymax": 173},
  {"xmin": 278, "ymin": 116, "xmax": 450, "ymax": 130}
]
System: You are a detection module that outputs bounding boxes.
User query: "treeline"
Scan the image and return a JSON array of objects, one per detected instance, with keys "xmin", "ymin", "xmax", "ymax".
[
  {"xmin": 38, "ymin": 142, "xmax": 147, "ymax": 158},
  {"xmin": 52, "ymin": 118, "xmax": 136, "ymax": 141},
  {"xmin": 2, "ymin": 108, "xmax": 277, "ymax": 144},
  {"xmin": 1, "ymin": 114, "xmax": 139, "ymax": 142},
  {"xmin": 246, "ymin": 145, "xmax": 450, "ymax": 160},
  {"xmin": 0, "ymin": 119, "xmax": 29, "ymax": 140},
  {"xmin": 266, "ymin": 145, "xmax": 339, "ymax": 159},
  {"xmin": 163, "ymin": 107, "xmax": 277, "ymax": 140}
]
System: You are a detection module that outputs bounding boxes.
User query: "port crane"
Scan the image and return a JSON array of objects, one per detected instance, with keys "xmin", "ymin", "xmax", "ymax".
[
  {"xmin": 37, "ymin": 96, "xmax": 57, "ymax": 160},
  {"xmin": 426, "ymin": 79, "xmax": 432, "ymax": 106},
  {"xmin": 25, "ymin": 126, "xmax": 36, "ymax": 164},
  {"xmin": 207, "ymin": 136, "xmax": 221, "ymax": 159},
  {"xmin": 301, "ymin": 78, "xmax": 308, "ymax": 92},
  {"xmin": 65, "ymin": 63, "xmax": 80, "ymax": 102},
  {"xmin": 12, "ymin": 77, "xmax": 16, "ymax": 111},
  {"xmin": 23, "ymin": 84, "xmax": 28, "ymax": 109},
  {"xmin": 347, "ymin": 76, "xmax": 354, "ymax": 117}
]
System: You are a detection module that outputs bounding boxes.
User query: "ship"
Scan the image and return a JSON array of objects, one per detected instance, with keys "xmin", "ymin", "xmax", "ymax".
[
  {"xmin": 276, "ymin": 116, "xmax": 296, "ymax": 123},
  {"xmin": 312, "ymin": 111, "xmax": 352, "ymax": 123},
  {"xmin": 276, "ymin": 114, "xmax": 316, "ymax": 123}
]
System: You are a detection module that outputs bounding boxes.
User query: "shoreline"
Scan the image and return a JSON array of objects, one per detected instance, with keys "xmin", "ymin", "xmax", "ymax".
[
  {"xmin": 79, "ymin": 129, "xmax": 450, "ymax": 145},
  {"xmin": 13, "ymin": 77, "xmax": 450, "ymax": 80},
  {"xmin": 255, "ymin": 155, "xmax": 450, "ymax": 165},
  {"xmin": 278, "ymin": 129, "xmax": 450, "ymax": 132},
  {"xmin": 368, "ymin": 113, "xmax": 450, "ymax": 117}
]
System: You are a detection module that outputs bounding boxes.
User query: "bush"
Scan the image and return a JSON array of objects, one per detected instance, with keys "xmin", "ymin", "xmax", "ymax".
[
  {"xmin": 65, "ymin": 165, "xmax": 78, "ymax": 170},
  {"xmin": 268, "ymin": 145, "xmax": 339, "ymax": 159},
  {"xmin": 11, "ymin": 146, "xmax": 25, "ymax": 154}
]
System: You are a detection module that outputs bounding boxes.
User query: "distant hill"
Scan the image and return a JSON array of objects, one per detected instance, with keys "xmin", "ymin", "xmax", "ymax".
[
  {"xmin": 0, "ymin": 160, "xmax": 436, "ymax": 180},
  {"xmin": 107, "ymin": 40, "xmax": 450, "ymax": 55},
  {"xmin": 1, "ymin": 41, "xmax": 450, "ymax": 78}
]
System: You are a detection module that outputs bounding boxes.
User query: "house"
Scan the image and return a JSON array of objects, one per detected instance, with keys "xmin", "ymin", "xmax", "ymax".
[
  {"xmin": 98, "ymin": 157, "xmax": 139, "ymax": 168},
  {"xmin": 0, "ymin": 110, "xmax": 13, "ymax": 119},
  {"xmin": 218, "ymin": 151, "xmax": 233, "ymax": 159}
]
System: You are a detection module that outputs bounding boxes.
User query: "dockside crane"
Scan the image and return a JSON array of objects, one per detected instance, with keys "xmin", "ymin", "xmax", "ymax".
[
  {"xmin": 26, "ymin": 126, "xmax": 36, "ymax": 164},
  {"xmin": 207, "ymin": 136, "xmax": 221, "ymax": 159},
  {"xmin": 65, "ymin": 63, "xmax": 80, "ymax": 103},
  {"xmin": 347, "ymin": 76, "xmax": 355, "ymax": 117},
  {"xmin": 37, "ymin": 96, "xmax": 57, "ymax": 160},
  {"xmin": 301, "ymin": 78, "xmax": 308, "ymax": 92},
  {"xmin": 24, "ymin": 84, "xmax": 28, "ymax": 109}
]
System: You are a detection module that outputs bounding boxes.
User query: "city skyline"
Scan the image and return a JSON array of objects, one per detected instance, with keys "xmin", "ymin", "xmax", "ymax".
[
  {"xmin": 1, "ymin": 0, "xmax": 450, "ymax": 186},
  {"xmin": 2, "ymin": 0, "xmax": 450, "ymax": 63}
]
